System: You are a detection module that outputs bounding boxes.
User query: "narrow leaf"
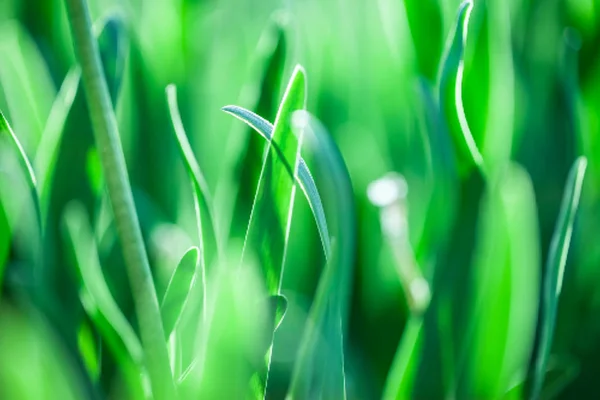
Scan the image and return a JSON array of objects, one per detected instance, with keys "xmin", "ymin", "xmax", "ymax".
[
  {"xmin": 0, "ymin": 110, "xmax": 42, "ymax": 290},
  {"xmin": 241, "ymin": 64, "xmax": 306, "ymax": 294},
  {"xmin": 287, "ymin": 111, "xmax": 355, "ymax": 400},
  {"xmin": 217, "ymin": 16, "xmax": 288, "ymax": 243},
  {"xmin": 160, "ymin": 246, "xmax": 199, "ymax": 339},
  {"xmin": 236, "ymin": 65, "xmax": 306, "ymax": 398},
  {"xmin": 166, "ymin": 84, "xmax": 220, "ymax": 325},
  {"xmin": 222, "ymin": 105, "xmax": 331, "ymax": 259},
  {"xmin": 62, "ymin": 201, "xmax": 146, "ymax": 399},
  {"xmin": 35, "ymin": 12, "xmax": 127, "ymax": 218},
  {"xmin": 459, "ymin": 164, "xmax": 540, "ymax": 399},
  {"xmin": 530, "ymin": 157, "xmax": 587, "ymax": 399},
  {"xmin": 438, "ymin": 0, "xmax": 484, "ymax": 176}
]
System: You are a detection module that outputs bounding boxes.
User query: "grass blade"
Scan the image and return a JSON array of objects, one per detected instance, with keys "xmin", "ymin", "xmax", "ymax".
[
  {"xmin": 62, "ymin": 201, "xmax": 146, "ymax": 399},
  {"xmin": 530, "ymin": 157, "xmax": 588, "ymax": 399},
  {"xmin": 217, "ymin": 15, "xmax": 288, "ymax": 243},
  {"xmin": 160, "ymin": 246, "xmax": 199, "ymax": 339},
  {"xmin": 0, "ymin": 21, "xmax": 56, "ymax": 156},
  {"xmin": 166, "ymin": 84, "xmax": 220, "ymax": 333},
  {"xmin": 438, "ymin": 0, "xmax": 484, "ymax": 177},
  {"xmin": 34, "ymin": 68, "xmax": 81, "ymax": 218},
  {"xmin": 239, "ymin": 64, "xmax": 306, "ymax": 293},
  {"xmin": 287, "ymin": 111, "xmax": 355, "ymax": 400},
  {"xmin": 0, "ymin": 110, "xmax": 42, "ymax": 290},
  {"xmin": 459, "ymin": 164, "xmax": 540, "ymax": 398},
  {"xmin": 65, "ymin": 0, "xmax": 175, "ymax": 396},
  {"xmin": 221, "ymin": 105, "xmax": 331, "ymax": 259},
  {"xmin": 231, "ymin": 65, "xmax": 306, "ymax": 397}
]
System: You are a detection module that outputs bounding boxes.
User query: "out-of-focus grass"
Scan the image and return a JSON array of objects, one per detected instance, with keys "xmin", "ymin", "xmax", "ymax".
[{"xmin": 1, "ymin": 0, "xmax": 600, "ymax": 398}]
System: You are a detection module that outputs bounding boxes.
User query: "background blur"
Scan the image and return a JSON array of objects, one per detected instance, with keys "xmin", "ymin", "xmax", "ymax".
[{"xmin": 2, "ymin": 0, "xmax": 600, "ymax": 398}]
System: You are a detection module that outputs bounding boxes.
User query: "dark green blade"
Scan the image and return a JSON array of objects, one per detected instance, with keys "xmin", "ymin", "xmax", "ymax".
[
  {"xmin": 287, "ymin": 111, "xmax": 355, "ymax": 400},
  {"xmin": 62, "ymin": 201, "xmax": 146, "ymax": 399},
  {"xmin": 530, "ymin": 157, "xmax": 587, "ymax": 400}
]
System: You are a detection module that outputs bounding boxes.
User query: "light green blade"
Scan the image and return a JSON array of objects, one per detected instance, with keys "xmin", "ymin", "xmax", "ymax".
[
  {"xmin": 217, "ymin": 15, "xmax": 288, "ymax": 244},
  {"xmin": 459, "ymin": 164, "xmax": 540, "ymax": 398},
  {"xmin": 35, "ymin": 12, "xmax": 128, "ymax": 219},
  {"xmin": 166, "ymin": 84, "xmax": 220, "ymax": 328},
  {"xmin": 437, "ymin": 0, "xmax": 484, "ymax": 177},
  {"xmin": 221, "ymin": 105, "xmax": 331, "ymax": 260},
  {"xmin": 62, "ymin": 201, "xmax": 146, "ymax": 399},
  {"xmin": 0, "ymin": 21, "xmax": 56, "ymax": 157},
  {"xmin": 287, "ymin": 111, "xmax": 355, "ymax": 400},
  {"xmin": 0, "ymin": 110, "xmax": 42, "ymax": 291},
  {"xmin": 530, "ymin": 157, "xmax": 587, "ymax": 400},
  {"xmin": 242, "ymin": 65, "xmax": 306, "ymax": 397},
  {"xmin": 160, "ymin": 246, "xmax": 199, "ymax": 339}
]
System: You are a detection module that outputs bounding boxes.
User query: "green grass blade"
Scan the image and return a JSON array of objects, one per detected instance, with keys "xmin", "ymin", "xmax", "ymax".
[
  {"xmin": 233, "ymin": 65, "xmax": 306, "ymax": 398},
  {"xmin": 217, "ymin": 16, "xmax": 288, "ymax": 243},
  {"xmin": 413, "ymin": 78, "xmax": 458, "ymax": 263},
  {"xmin": 160, "ymin": 246, "xmax": 199, "ymax": 339},
  {"xmin": 65, "ymin": 0, "xmax": 175, "ymax": 395},
  {"xmin": 35, "ymin": 11, "xmax": 126, "ymax": 223},
  {"xmin": 239, "ymin": 64, "xmax": 306, "ymax": 293},
  {"xmin": 268, "ymin": 294, "xmax": 288, "ymax": 332},
  {"xmin": 34, "ymin": 68, "xmax": 81, "ymax": 218},
  {"xmin": 530, "ymin": 157, "xmax": 587, "ymax": 400},
  {"xmin": 459, "ymin": 164, "xmax": 540, "ymax": 398},
  {"xmin": 287, "ymin": 111, "xmax": 355, "ymax": 400},
  {"xmin": 94, "ymin": 12, "xmax": 127, "ymax": 106},
  {"xmin": 438, "ymin": 0, "xmax": 484, "ymax": 177},
  {"xmin": 181, "ymin": 252, "xmax": 270, "ymax": 399},
  {"xmin": 0, "ymin": 21, "xmax": 56, "ymax": 156},
  {"xmin": 0, "ymin": 110, "xmax": 38, "ymax": 205},
  {"xmin": 0, "ymin": 110, "xmax": 42, "ymax": 289},
  {"xmin": 382, "ymin": 316, "xmax": 425, "ymax": 400},
  {"xmin": 221, "ymin": 105, "xmax": 331, "ymax": 259},
  {"xmin": 62, "ymin": 201, "xmax": 146, "ymax": 399},
  {"xmin": 166, "ymin": 84, "xmax": 220, "ymax": 332}
]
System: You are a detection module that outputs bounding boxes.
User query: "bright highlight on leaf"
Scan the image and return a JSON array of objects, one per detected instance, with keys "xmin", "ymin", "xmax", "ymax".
[
  {"xmin": 160, "ymin": 246, "xmax": 199, "ymax": 339},
  {"xmin": 530, "ymin": 157, "xmax": 587, "ymax": 400}
]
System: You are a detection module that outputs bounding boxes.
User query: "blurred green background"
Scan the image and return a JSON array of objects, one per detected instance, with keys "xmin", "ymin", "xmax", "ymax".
[{"xmin": 2, "ymin": 0, "xmax": 600, "ymax": 398}]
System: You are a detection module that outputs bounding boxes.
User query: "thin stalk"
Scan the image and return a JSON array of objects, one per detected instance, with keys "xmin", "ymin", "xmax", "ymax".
[{"xmin": 63, "ymin": 0, "xmax": 176, "ymax": 398}]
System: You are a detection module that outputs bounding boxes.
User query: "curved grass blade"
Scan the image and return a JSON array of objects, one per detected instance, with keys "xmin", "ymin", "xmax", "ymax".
[
  {"xmin": 0, "ymin": 21, "xmax": 56, "ymax": 156},
  {"xmin": 530, "ymin": 157, "xmax": 587, "ymax": 400},
  {"xmin": 287, "ymin": 111, "xmax": 355, "ymax": 400},
  {"xmin": 459, "ymin": 164, "xmax": 540, "ymax": 398},
  {"xmin": 438, "ymin": 0, "xmax": 484, "ymax": 177},
  {"xmin": 505, "ymin": 356, "xmax": 579, "ymax": 399},
  {"xmin": 269, "ymin": 294, "xmax": 288, "ymax": 332},
  {"xmin": 241, "ymin": 64, "xmax": 306, "ymax": 398},
  {"xmin": 160, "ymin": 246, "xmax": 199, "ymax": 339},
  {"xmin": 166, "ymin": 84, "xmax": 220, "ymax": 324},
  {"xmin": 382, "ymin": 316, "xmax": 425, "ymax": 400},
  {"xmin": 35, "ymin": 12, "xmax": 128, "ymax": 219},
  {"xmin": 35, "ymin": 68, "xmax": 81, "ymax": 217},
  {"xmin": 62, "ymin": 201, "xmax": 146, "ymax": 399},
  {"xmin": 413, "ymin": 78, "xmax": 459, "ymax": 268},
  {"xmin": 217, "ymin": 15, "xmax": 288, "ymax": 243},
  {"xmin": 0, "ymin": 110, "xmax": 42, "ymax": 290},
  {"xmin": 240, "ymin": 64, "xmax": 306, "ymax": 293},
  {"xmin": 93, "ymin": 11, "xmax": 128, "ymax": 106},
  {"xmin": 221, "ymin": 105, "xmax": 331, "ymax": 260}
]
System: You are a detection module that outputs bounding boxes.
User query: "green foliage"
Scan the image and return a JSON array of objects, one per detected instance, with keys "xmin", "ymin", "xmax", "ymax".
[{"xmin": 1, "ymin": 0, "xmax": 600, "ymax": 398}]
